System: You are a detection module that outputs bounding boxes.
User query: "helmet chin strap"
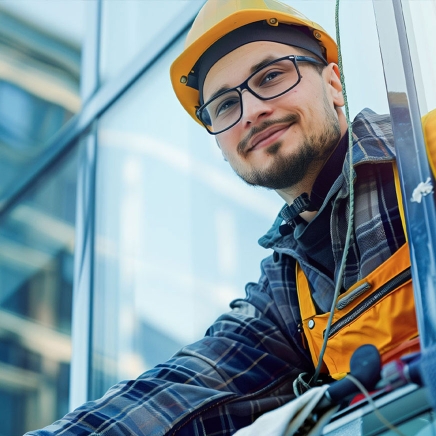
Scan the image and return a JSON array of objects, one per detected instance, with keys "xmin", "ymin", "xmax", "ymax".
[{"xmin": 281, "ymin": 193, "xmax": 316, "ymax": 227}]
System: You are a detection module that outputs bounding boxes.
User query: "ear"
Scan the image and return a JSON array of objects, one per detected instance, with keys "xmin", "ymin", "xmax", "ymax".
[{"xmin": 325, "ymin": 64, "xmax": 345, "ymax": 108}]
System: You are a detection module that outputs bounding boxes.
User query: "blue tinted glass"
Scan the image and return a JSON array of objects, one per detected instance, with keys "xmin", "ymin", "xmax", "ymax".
[
  {"xmin": 92, "ymin": 36, "xmax": 283, "ymax": 398},
  {"xmin": 100, "ymin": 0, "xmax": 188, "ymax": 83},
  {"xmin": 0, "ymin": 5, "xmax": 82, "ymax": 203},
  {"xmin": 0, "ymin": 145, "xmax": 78, "ymax": 433}
]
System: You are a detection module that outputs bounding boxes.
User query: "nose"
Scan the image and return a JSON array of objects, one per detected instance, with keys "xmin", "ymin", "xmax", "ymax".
[{"xmin": 240, "ymin": 90, "xmax": 273, "ymax": 127}]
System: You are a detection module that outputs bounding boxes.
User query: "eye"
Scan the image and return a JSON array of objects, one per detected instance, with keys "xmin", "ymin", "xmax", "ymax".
[
  {"xmin": 252, "ymin": 59, "xmax": 292, "ymax": 89},
  {"xmin": 262, "ymin": 71, "xmax": 281, "ymax": 84},
  {"xmin": 216, "ymin": 97, "xmax": 239, "ymax": 117}
]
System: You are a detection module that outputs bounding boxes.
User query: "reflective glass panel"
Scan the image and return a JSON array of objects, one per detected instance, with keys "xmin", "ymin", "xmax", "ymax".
[
  {"xmin": 402, "ymin": 0, "xmax": 436, "ymax": 114},
  {"xmin": 0, "ymin": 1, "xmax": 84, "ymax": 203},
  {"xmin": 0, "ymin": 146, "xmax": 78, "ymax": 434},
  {"xmin": 92, "ymin": 37, "xmax": 283, "ymax": 397},
  {"xmin": 99, "ymin": 0, "xmax": 194, "ymax": 83}
]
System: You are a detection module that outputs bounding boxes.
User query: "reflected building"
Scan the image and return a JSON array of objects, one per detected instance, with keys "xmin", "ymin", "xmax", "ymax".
[
  {"xmin": 0, "ymin": 6, "xmax": 81, "ymax": 201},
  {"xmin": 0, "ymin": 2, "xmax": 81, "ymax": 434},
  {"xmin": 0, "ymin": 0, "xmax": 435, "ymax": 435}
]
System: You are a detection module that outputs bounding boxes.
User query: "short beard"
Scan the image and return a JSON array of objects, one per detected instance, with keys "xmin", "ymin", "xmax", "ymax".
[{"xmin": 233, "ymin": 97, "xmax": 342, "ymax": 190}]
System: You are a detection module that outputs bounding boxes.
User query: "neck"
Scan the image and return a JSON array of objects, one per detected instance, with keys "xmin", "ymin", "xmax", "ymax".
[{"xmin": 276, "ymin": 109, "xmax": 349, "ymax": 223}]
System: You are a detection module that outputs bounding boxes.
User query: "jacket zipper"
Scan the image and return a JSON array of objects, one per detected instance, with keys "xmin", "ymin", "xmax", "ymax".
[
  {"xmin": 324, "ymin": 267, "xmax": 411, "ymax": 339},
  {"xmin": 336, "ymin": 282, "xmax": 371, "ymax": 310}
]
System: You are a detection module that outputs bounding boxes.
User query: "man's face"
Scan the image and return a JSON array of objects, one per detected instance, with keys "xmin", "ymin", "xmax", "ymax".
[{"xmin": 202, "ymin": 41, "xmax": 343, "ymax": 191}]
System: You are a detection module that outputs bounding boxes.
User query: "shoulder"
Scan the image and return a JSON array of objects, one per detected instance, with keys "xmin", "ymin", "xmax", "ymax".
[
  {"xmin": 352, "ymin": 108, "xmax": 392, "ymax": 139},
  {"xmin": 422, "ymin": 108, "xmax": 436, "ymax": 126},
  {"xmin": 351, "ymin": 109, "xmax": 395, "ymax": 163}
]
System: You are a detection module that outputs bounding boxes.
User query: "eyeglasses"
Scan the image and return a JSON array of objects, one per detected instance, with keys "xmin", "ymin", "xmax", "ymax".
[{"xmin": 196, "ymin": 55, "xmax": 325, "ymax": 135}]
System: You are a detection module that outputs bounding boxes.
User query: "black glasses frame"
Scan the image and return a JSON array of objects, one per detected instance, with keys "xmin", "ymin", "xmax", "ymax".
[{"xmin": 196, "ymin": 55, "xmax": 326, "ymax": 135}]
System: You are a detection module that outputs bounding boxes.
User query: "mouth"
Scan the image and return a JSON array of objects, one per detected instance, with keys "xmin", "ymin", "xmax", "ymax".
[{"xmin": 248, "ymin": 123, "xmax": 293, "ymax": 152}]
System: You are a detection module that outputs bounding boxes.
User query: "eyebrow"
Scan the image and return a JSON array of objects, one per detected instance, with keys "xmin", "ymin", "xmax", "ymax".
[
  {"xmin": 208, "ymin": 86, "xmax": 231, "ymax": 102},
  {"xmin": 249, "ymin": 56, "xmax": 277, "ymax": 74},
  {"xmin": 206, "ymin": 55, "xmax": 279, "ymax": 102}
]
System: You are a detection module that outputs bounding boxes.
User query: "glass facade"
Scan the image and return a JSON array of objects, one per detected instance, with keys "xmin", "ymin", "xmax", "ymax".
[
  {"xmin": 0, "ymin": 145, "xmax": 78, "ymax": 433},
  {"xmin": 99, "ymin": 0, "xmax": 194, "ymax": 84},
  {"xmin": 1, "ymin": 0, "xmax": 435, "ymax": 434},
  {"xmin": 0, "ymin": 1, "xmax": 83, "ymax": 434},
  {"xmin": 0, "ymin": 2, "xmax": 83, "ymax": 204},
  {"xmin": 92, "ymin": 37, "xmax": 282, "ymax": 397},
  {"xmin": 403, "ymin": 1, "xmax": 436, "ymax": 114}
]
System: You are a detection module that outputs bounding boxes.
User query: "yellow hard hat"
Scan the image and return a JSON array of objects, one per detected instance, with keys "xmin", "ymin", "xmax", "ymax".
[{"xmin": 170, "ymin": 0, "xmax": 338, "ymax": 125}]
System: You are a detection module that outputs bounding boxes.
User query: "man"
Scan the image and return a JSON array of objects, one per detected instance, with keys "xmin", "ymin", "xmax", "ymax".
[{"xmin": 28, "ymin": 0, "xmax": 426, "ymax": 434}]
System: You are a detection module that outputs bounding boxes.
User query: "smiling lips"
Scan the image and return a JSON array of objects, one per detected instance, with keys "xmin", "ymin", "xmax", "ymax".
[{"xmin": 248, "ymin": 123, "xmax": 292, "ymax": 152}]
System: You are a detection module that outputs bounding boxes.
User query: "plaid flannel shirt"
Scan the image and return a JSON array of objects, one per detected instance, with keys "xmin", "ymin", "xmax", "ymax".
[{"xmin": 28, "ymin": 109, "xmax": 405, "ymax": 436}]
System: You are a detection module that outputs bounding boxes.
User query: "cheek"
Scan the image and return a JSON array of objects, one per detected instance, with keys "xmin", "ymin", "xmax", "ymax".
[
  {"xmin": 279, "ymin": 88, "xmax": 300, "ymax": 106},
  {"xmin": 276, "ymin": 87, "xmax": 314, "ymax": 115},
  {"xmin": 216, "ymin": 130, "xmax": 239, "ymax": 155}
]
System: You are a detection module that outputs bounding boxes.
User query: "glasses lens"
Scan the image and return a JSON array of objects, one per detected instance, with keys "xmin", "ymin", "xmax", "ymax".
[
  {"xmin": 199, "ymin": 89, "xmax": 241, "ymax": 134},
  {"xmin": 249, "ymin": 59, "xmax": 299, "ymax": 99}
]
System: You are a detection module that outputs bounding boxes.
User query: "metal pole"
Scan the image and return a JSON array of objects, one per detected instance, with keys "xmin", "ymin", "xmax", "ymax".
[
  {"xmin": 69, "ymin": 0, "xmax": 101, "ymax": 410},
  {"xmin": 373, "ymin": 0, "xmax": 436, "ymax": 349}
]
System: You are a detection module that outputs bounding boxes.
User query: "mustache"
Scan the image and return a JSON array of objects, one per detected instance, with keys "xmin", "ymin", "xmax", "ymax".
[{"xmin": 237, "ymin": 114, "xmax": 299, "ymax": 155}]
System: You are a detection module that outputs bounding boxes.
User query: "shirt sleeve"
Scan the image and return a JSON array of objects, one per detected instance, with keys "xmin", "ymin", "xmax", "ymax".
[{"xmin": 25, "ymin": 255, "xmax": 313, "ymax": 436}]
